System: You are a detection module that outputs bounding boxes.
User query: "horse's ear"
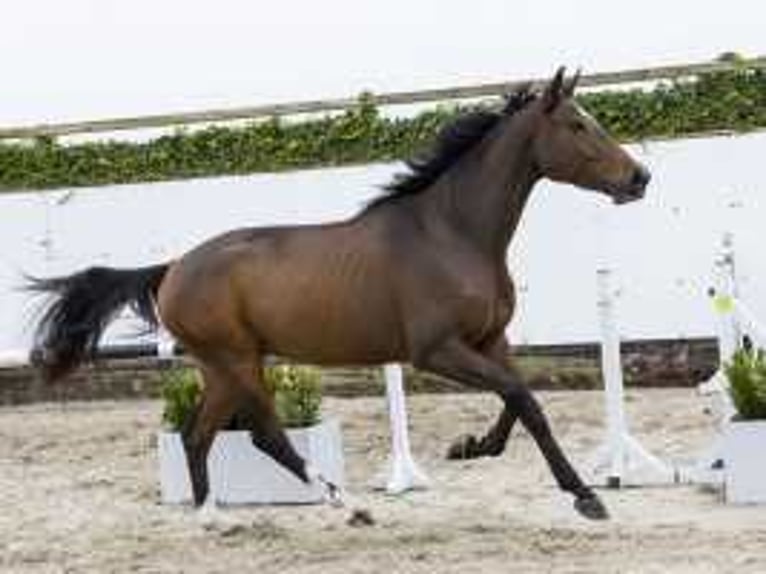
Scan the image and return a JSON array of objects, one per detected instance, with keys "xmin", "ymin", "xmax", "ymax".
[
  {"xmin": 542, "ymin": 66, "xmax": 566, "ymax": 113},
  {"xmin": 563, "ymin": 68, "xmax": 581, "ymax": 97}
]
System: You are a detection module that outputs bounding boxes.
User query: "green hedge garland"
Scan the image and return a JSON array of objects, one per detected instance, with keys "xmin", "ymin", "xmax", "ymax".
[{"xmin": 1, "ymin": 67, "xmax": 765, "ymax": 192}]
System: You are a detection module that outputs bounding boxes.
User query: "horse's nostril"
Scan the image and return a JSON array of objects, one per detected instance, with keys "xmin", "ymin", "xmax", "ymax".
[{"xmin": 630, "ymin": 165, "xmax": 651, "ymax": 188}]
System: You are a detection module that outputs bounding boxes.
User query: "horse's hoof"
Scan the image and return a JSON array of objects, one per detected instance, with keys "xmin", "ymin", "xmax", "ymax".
[
  {"xmin": 347, "ymin": 508, "xmax": 375, "ymax": 527},
  {"xmin": 574, "ymin": 494, "xmax": 609, "ymax": 520},
  {"xmin": 446, "ymin": 434, "xmax": 480, "ymax": 460}
]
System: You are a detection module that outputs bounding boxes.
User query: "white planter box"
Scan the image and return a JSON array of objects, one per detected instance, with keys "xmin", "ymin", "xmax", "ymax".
[
  {"xmin": 157, "ymin": 419, "xmax": 344, "ymax": 505},
  {"xmin": 723, "ymin": 419, "xmax": 766, "ymax": 504}
]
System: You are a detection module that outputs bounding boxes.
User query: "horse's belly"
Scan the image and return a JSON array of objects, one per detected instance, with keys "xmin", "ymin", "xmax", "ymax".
[
  {"xmin": 263, "ymin": 322, "xmax": 404, "ymax": 365},
  {"xmin": 246, "ymin": 290, "xmax": 405, "ymax": 365}
]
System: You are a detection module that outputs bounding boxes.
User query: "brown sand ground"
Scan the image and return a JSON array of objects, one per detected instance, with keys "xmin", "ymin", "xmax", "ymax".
[{"xmin": 1, "ymin": 389, "xmax": 765, "ymax": 573}]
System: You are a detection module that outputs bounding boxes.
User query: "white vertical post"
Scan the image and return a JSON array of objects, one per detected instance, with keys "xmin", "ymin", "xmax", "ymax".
[
  {"xmin": 587, "ymin": 267, "xmax": 675, "ymax": 486},
  {"xmin": 381, "ymin": 363, "xmax": 429, "ymax": 494},
  {"xmin": 716, "ymin": 232, "xmax": 740, "ymax": 366},
  {"xmin": 699, "ymin": 234, "xmax": 739, "ymax": 420},
  {"xmin": 597, "ymin": 268, "xmax": 626, "ymax": 486},
  {"xmin": 689, "ymin": 233, "xmax": 743, "ymax": 485}
]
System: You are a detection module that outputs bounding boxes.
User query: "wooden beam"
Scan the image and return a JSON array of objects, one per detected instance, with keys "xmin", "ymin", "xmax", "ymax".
[{"xmin": 1, "ymin": 56, "xmax": 764, "ymax": 140}]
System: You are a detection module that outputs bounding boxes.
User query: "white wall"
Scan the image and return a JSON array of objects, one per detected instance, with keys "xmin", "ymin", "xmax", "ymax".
[{"xmin": 2, "ymin": 132, "xmax": 765, "ymax": 352}]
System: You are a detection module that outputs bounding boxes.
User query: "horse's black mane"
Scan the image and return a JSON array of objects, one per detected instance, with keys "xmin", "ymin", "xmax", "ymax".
[{"xmin": 368, "ymin": 88, "xmax": 537, "ymax": 209}]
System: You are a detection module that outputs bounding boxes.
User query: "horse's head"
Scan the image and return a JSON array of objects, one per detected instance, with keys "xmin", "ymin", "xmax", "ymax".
[{"xmin": 529, "ymin": 67, "xmax": 650, "ymax": 204}]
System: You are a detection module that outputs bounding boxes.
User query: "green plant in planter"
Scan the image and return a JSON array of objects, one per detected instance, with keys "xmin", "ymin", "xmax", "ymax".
[
  {"xmin": 160, "ymin": 368, "xmax": 202, "ymax": 431},
  {"xmin": 724, "ymin": 346, "xmax": 766, "ymax": 420},
  {"xmin": 160, "ymin": 365, "xmax": 322, "ymax": 431},
  {"xmin": 264, "ymin": 365, "xmax": 323, "ymax": 428}
]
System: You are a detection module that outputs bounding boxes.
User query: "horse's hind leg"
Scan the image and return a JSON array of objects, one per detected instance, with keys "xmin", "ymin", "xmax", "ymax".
[
  {"xmin": 182, "ymin": 347, "xmax": 339, "ymax": 505},
  {"xmin": 235, "ymin": 360, "xmax": 343, "ymax": 503},
  {"xmin": 181, "ymin": 357, "xmax": 243, "ymax": 506},
  {"xmin": 234, "ymin": 358, "xmax": 309, "ymax": 483},
  {"xmin": 447, "ymin": 336, "xmax": 519, "ymax": 460}
]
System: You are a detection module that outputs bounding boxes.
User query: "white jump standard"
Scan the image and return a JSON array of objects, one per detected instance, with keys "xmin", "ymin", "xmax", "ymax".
[
  {"xmin": 379, "ymin": 363, "xmax": 430, "ymax": 495},
  {"xmin": 587, "ymin": 267, "xmax": 676, "ymax": 487}
]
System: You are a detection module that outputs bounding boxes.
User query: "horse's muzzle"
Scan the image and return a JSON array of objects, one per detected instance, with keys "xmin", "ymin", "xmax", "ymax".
[{"xmin": 612, "ymin": 165, "xmax": 650, "ymax": 204}]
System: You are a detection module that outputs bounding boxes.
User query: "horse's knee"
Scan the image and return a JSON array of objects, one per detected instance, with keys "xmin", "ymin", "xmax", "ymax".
[
  {"xmin": 501, "ymin": 386, "xmax": 550, "ymax": 435},
  {"xmin": 500, "ymin": 382, "xmax": 528, "ymax": 407}
]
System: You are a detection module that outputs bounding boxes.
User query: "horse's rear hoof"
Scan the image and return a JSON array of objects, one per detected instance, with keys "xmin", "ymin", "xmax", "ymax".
[
  {"xmin": 446, "ymin": 434, "xmax": 480, "ymax": 460},
  {"xmin": 574, "ymin": 494, "xmax": 609, "ymax": 520},
  {"xmin": 347, "ymin": 508, "xmax": 376, "ymax": 527}
]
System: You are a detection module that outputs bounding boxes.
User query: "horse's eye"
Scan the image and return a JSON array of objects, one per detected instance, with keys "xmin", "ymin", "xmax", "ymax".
[{"xmin": 571, "ymin": 121, "xmax": 587, "ymax": 133}]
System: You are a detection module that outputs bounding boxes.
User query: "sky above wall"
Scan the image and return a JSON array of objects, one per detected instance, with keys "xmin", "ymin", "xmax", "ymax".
[{"xmin": 1, "ymin": 0, "xmax": 764, "ymax": 125}]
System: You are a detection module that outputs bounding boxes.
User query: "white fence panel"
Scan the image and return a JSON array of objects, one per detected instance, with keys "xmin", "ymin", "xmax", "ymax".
[{"xmin": 2, "ymin": 133, "xmax": 766, "ymax": 352}]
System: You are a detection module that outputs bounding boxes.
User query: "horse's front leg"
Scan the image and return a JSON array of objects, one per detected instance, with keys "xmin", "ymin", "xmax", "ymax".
[
  {"xmin": 446, "ymin": 336, "xmax": 520, "ymax": 460},
  {"xmin": 415, "ymin": 337, "xmax": 608, "ymax": 520}
]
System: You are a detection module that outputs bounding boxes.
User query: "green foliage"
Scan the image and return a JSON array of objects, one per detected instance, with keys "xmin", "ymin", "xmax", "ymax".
[
  {"xmin": 2, "ymin": 66, "xmax": 766, "ymax": 192},
  {"xmin": 264, "ymin": 365, "xmax": 323, "ymax": 429},
  {"xmin": 724, "ymin": 347, "xmax": 766, "ymax": 420},
  {"xmin": 160, "ymin": 368, "xmax": 202, "ymax": 431},
  {"xmin": 160, "ymin": 365, "xmax": 322, "ymax": 431}
]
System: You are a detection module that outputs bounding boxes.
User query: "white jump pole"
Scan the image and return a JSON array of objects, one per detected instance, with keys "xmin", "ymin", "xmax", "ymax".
[
  {"xmin": 689, "ymin": 233, "xmax": 739, "ymax": 484},
  {"xmin": 379, "ymin": 363, "xmax": 429, "ymax": 494},
  {"xmin": 731, "ymin": 301, "xmax": 766, "ymax": 347},
  {"xmin": 705, "ymin": 233, "xmax": 766, "ymax": 355},
  {"xmin": 698, "ymin": 233, "xmax": 739, "ymax": 418},
  {"xmin": 691, "ymin": 233, "xmax": 766, "ymax": 484},
  {"xmin": 587, "ymin": 267, "xmax": 675, "ymax": 487}
]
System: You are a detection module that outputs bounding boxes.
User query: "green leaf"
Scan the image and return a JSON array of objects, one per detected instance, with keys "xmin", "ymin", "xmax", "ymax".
[
  {"xmin": 160, "ymin": 364, "xmax": 322, "ymax": 430},
  {"xmin": 725, "ymin": 347, "xmax": 766, "ymax": 420}
]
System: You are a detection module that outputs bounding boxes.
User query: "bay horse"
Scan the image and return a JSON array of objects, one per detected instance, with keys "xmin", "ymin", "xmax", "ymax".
[{"xmin": 30, "ymin": 68, "xmax": 649, "ymax": 520}]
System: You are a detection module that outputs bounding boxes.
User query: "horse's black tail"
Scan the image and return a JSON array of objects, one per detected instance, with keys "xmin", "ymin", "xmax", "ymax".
[{"xmin": 27, "ymin": 263, "xmax": 170, "ymax": 382}]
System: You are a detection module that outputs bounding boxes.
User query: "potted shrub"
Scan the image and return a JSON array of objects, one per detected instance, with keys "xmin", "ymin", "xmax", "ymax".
[
  {"xmin": 157, "ymin": 365, "xmax": 344, "ymax": 505},
  {"xmin": 722, "ymin": 346, "xmax": 766, "ymax": 504}
]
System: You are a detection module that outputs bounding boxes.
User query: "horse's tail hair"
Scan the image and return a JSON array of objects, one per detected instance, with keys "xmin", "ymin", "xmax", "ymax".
[{"xmin": 27, "ymin": 263, "xmax": 170, "ymax": 382}]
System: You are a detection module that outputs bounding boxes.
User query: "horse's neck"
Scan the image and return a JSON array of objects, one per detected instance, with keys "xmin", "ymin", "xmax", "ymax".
[{"xmin": 418, "ymin": 116, "xmax": 539, "ymax": 259}]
